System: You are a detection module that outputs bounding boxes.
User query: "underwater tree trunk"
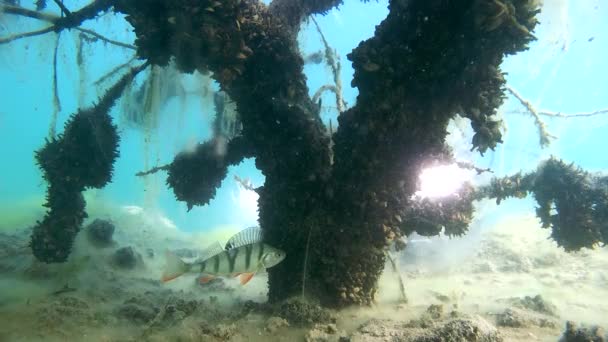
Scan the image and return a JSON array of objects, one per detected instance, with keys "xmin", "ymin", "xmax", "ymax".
[{"xmin": 112, "ymin": 0, "xmax": 539, "ymax": 307}]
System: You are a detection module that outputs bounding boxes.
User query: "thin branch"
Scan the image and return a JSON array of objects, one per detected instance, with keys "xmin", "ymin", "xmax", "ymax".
[
  {"xmin": 136, "ymin": 164, "xmax": 170, "ymax": 177},
  {"xmin": 539, "ymin": 108, "xmax": 608, "ymax": 118},
  {"xmin": 0, "ymin": 4, "xmax": 58, "ymax": 21},
  {"xmin": 0, "ymin": 25, "xmax": 55, "ymax": 44},
  {"xmin": 455, "ymin": 161, "xmax": 493, "ymax": 175},
  {"xmin": 94, "ymin": 56, "xmax": 138, "ymax": 86},
  {"xmin": 52, "ymin": 0, "xmax": 71, "ymax": 16},
  {"xmin": 51, "ymin": 0, "xmax": 113, "ymax": 31},
  {"xmin": 75, "ymin": 27, "xmax": 136, "ymax": 50},
  {"xmin": 2, "ymin": 1, "xmax": 108, "ymax": 28},
  {"xmin": 328, "ymin": 119, "xmax": 334, "ymax": 165},
  {"xmin": 1, "ymin": 1, "xmax": 121, "ymax": 46},
  {"xmin": 302, "ymin": 222, "xmax": 313, "ymax": 299},
  {"xmin": 505, "ymin": 85, "xmax": 556, "ymax": 147},
  {"xmin": 234, "ymin": 175, "xmax": 256, "ymax": 191},
  {"xmin": 385, "ymin": 250, "xmax": 408, "ymax": 304},
  {"xmin": 49, "ymin": 31, "xmax": 61, "ymax": 139},
  {"xmin": 141, "ymin": 297, "xmax": 172, "ymax": 337},
  {"xmin": 507, "ymin": 108, "xmax": 608, "ymax": 118},
  {"xmin": 312, "ymin": 84, "xmax": 339, "ymax": 105},
  {"xmin": 0, "ymin": 21, "xmax": 135, "ymax": 50},
  {"xmin": 311, "ymin": 16, "xmax": 346, "ymax": 113}
]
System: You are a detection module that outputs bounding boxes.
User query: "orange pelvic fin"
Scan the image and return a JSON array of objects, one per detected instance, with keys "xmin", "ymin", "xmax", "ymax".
[
  {"xmin": 239, "ymin": 272, "xmax": 255, "ymax": 285},
  {"xmin": 161, "ymin": 274, "xmax": 180, "ymax": 283},
  {"xmin": 199, "ymin": 275, "xmax": 216, "ymax": 284}
]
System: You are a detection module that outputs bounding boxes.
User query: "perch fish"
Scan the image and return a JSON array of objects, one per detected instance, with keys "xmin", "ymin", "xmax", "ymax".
[{"xmin": 161, "ymin": 227, "xmax": 286, "ymax": 285}]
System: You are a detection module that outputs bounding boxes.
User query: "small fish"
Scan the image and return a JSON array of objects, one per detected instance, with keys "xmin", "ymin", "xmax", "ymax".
[{"xmin": 161, "ymin": 227, "xmax": 286, "ymax": 285}]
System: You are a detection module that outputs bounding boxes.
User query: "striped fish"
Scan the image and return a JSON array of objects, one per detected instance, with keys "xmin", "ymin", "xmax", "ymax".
[{"xmin": 161, "ymin": 227, "xmax": 286, "ymax": 285}]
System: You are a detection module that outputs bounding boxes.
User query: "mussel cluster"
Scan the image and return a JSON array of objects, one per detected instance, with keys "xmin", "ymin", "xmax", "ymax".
[
  {"xmin": 32, "ymin": 108, "xmax": 119, "ymax": 262},
  {"xmin": 114, "ymin": 0, "xmax": 257, "ymax": 85},
  {"xmin": 530, "ymin": 158, "xmax": 608, "ymax": 251},
  {"xmin": 401, "ymin": 184, "xmax": 476, "ymax": 238},
  {"xmin": 479, "ymin": 157, "xmax": 608, "ymax": 251},
  {"xmin": 166, "ymin": 136, "xmax": 254, "ymax": 210},
  {"xmin": 30, "ymin": 65, "xmax": 147, "ymax": 263}
]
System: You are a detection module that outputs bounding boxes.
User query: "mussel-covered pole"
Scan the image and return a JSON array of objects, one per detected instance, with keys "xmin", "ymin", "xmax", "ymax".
[
  {"xmin": 32, "ymin": 63, "xmax": 148, "ymax": 262},
  {"xmin": 476, "ymin": 158, "xmax": 608, "ymax": 251},
  {"xmin": 302, "ymin": 0, "xmax": 537, "ymax": 305},
  {"xmin": 303, "ymin": 0, "xmax": 539, "ymax": 306}
]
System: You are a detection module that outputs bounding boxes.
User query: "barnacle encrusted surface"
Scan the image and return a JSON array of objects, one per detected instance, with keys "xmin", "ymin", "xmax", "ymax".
[
  {"xmin": 115, "ymin": 0, "xmax": 256, "ymax": 82},
  {"xmin": 478, "ymin": 158, "xmax": 608, "ymax": 251},
  {"xmin": 29, "ymin": 189, "xmax": 87, "ymax": 263},
  {"xmin": 167, "ymin": 136, "xmax": 254, "ymax": 210},
  {"xmin": 308, "ymin": 0, "xmax": 539, "ymax": 306},
  {"xmin": 401, "ymin": 184, "xmax": 476, "ymax": 238},
  {"xmin": 32, "ymin": 109, "xmax": 118, "ymax": 263},
  {"xmin": 532, "ymin": 159, "xmax": 608, "ymax": 250},
  {"xmin": 31, "ymin": 64, "xmax": 147, "ymax": 263}
]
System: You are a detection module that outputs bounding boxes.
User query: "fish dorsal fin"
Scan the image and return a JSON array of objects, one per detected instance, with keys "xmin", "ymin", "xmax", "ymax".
[
  {"xmin": 225, "ymin": 226, "xmax": 263, "ymax": 250},
  {"xmin": 200, "ymin": 241, "xmax": 225, "ymax": 260}
]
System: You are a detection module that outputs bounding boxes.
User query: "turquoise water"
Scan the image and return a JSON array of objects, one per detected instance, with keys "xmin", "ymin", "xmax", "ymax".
[{"xmin": 1, "ymin": 1, "xmax": 606, "ymax": 231}]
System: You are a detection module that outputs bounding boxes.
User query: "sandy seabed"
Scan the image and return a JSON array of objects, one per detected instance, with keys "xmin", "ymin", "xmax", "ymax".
[{"xmin": 1, "ymin": 205, "xmax": 607, "ymax": 342}]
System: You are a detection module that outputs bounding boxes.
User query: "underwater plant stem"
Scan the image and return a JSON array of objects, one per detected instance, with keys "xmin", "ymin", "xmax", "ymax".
[
  {"xmin": 539, "ymin": 108, "xmax": 608, "ymax": 118},
  {"xmin": 94, "ymin": 56, "xmax": 138, "ymax": 86},
  {"xmin": 135, "ymin": 164, "xmax": 170, "ymax": 177},
  {"xmin": 0, "ymin": 4, "xmax": 57, "ymax": 22},
  {"xmin": 234, "ymin": 175, "xmax": 256, "ymax": 192},
  {"xmin": 76, "ymin": 27, "xmax": 136, "ymax": 50},
  {"xmin": 142, "ymin": 297, "xmax": 172, "ymax": 336},
  {"xmin": 96, "ymin": 61, "xmax": 151, "ymax": 112},
  {"xmin": 51, "ymin": 0, "xmax": 113, "ymax": 31},
  {"xmin": 301, "ymin": 223, "xmax": 313, "ymax": 299},
  {"xmin": 506, "ymin": 85, "xmax": 556, "ymax": 147},
  {"xmin": 1, "ymin": 4, "xmax": 135, "ymax": 49},
  {"xmin": 385, "ymin": 250, "xmax": 408, "ymax": 304},
  {"xmin": 0, "ymin": 25, "xmax": 55, "ymax": 44},
  {"xmin": 311, "ymin": 17, "xmax": 345, "ymax": 113},
  {"xmin": 312, "ymin": 84, "xmax": 339, "ymax": 105},
  {"xmin": 52, "ymin": 0, "xmax": 71, "ymax": 16},
  {"xmin": 49, "ymin": 31, "xmax": 62, "ymax": 139},
  {"xmin": 455, "ymin": 161, "xmax": 492, "ymax": 175}
]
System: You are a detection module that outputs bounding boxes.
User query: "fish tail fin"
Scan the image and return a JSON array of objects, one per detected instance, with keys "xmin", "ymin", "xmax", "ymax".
[{"xmin": 161, "ymin": 250, "xmax": 190, "ymax": 283}]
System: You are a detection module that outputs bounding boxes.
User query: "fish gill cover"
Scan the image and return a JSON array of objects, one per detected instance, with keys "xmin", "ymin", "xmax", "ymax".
[{"xmin": 1, "ymin": 0, "xmax": 606, "ymax": 309}]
